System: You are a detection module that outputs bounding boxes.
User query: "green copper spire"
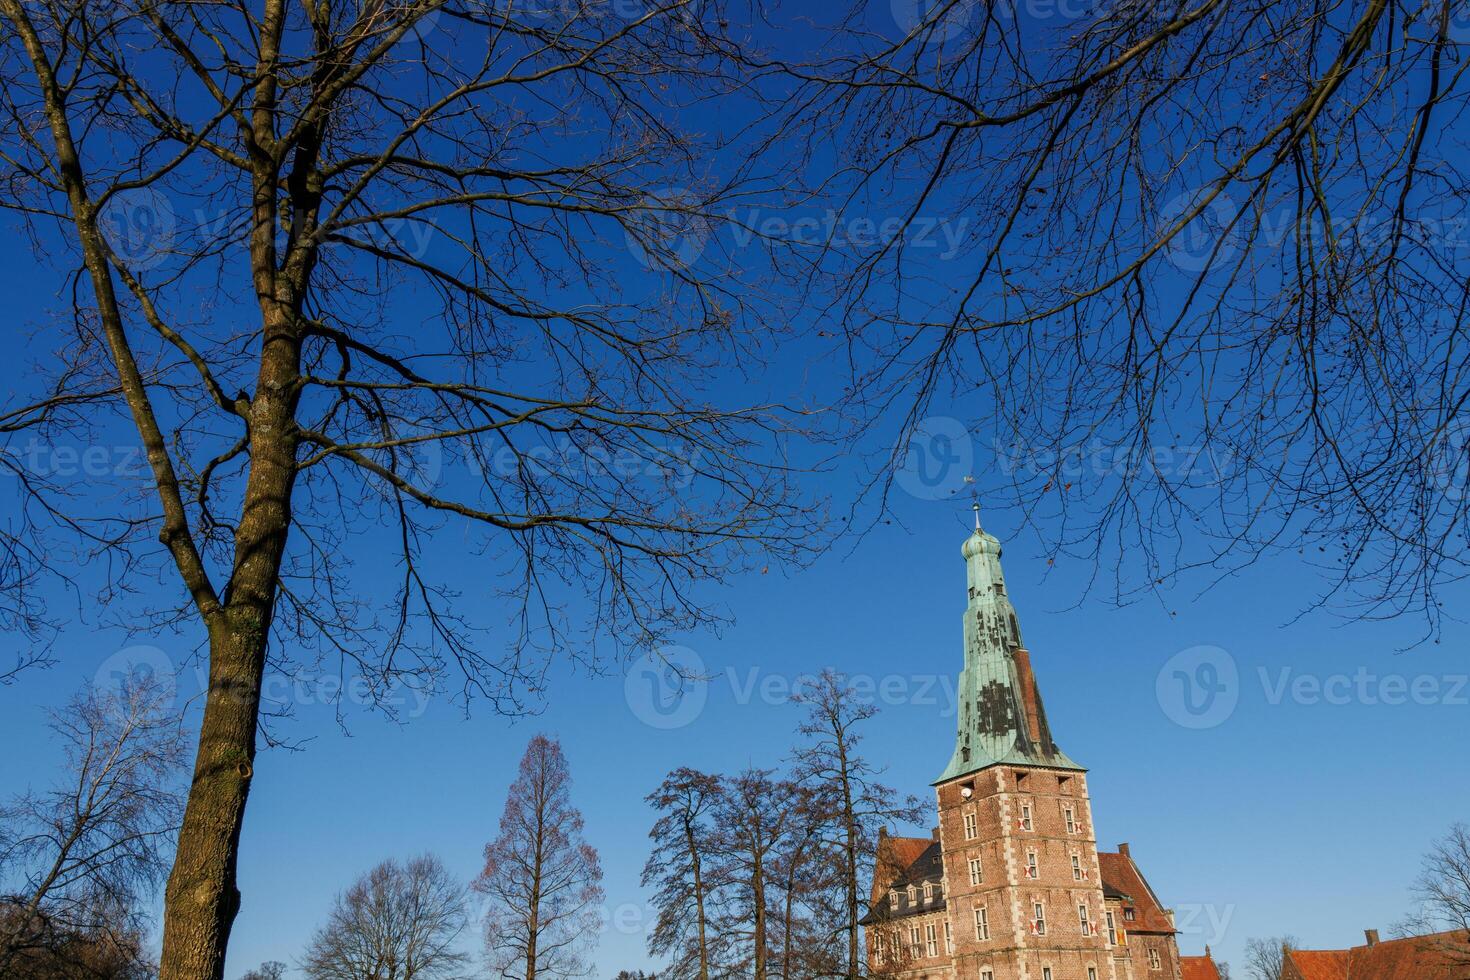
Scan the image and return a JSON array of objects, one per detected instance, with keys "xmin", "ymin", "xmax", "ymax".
[{"xmin": 936, "ymin": 506, "xmax": 1081, "ymax": 783}]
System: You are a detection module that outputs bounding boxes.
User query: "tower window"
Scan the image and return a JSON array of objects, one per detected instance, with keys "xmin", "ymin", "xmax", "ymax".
[
  {"xmin": 982, "ymin": 972, "xmax": 994, "ymax": 980},
  {"xmin": 968, "ymin": 857, "xmax": 983, "ymax": 885},
  {"xmin": 944, "ymin": 919, "xmax": 953, "ymax": 954},
  {"xmin": 1042, "ymin": 969, "xmax": 1052, "ymax": 980},
  {"xmin": 1149, "ymin": 947, "xmax": 1162, "ymax": 970},
  {"xmin": 1026, "ymin": 851, "xmax": 1039, "ymax": 879},
  {"xmin": 1065, "ymin": 807, "xmax": 1076, "ymax": 833},
  {"xmin": 1089, "ymin": 969, "xmax": 1098, "ymax": 980},
  {"xmin": 1106, "ymin": 911, "xmax": 1118, "ymax": 945},
  {"xmin": 1032, "ymin": 902, "xmax": 1047, "ymax": 936},
  {"xmin": 1072, "ymin": 854, "xmax": 1083, "ymax": 880},
  {"xmin": 1078, "ymin": 903, "xmax": 1091, "ymax": 935},
  {"xmin": 974, "ymin": 906, "xmax": 990, "ymax": 941},
  {"xmin": 963, "ymin": 811, "xmax": 978, "ymax": 840},
  {"xmin": 1020, "ymin": 804, "xmax": 1033, "ymax": 832}
]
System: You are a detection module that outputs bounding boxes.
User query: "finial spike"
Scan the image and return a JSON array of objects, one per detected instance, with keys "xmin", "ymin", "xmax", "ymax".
[{"xmin": 972, "ymin": 501, "xmax": 981, "ymax": 530}]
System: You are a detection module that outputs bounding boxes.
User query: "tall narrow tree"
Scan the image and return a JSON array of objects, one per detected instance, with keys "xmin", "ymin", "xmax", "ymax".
[
  {"xmin": 791, "ymin": 670, "xmax": 922, "ymax": 980},
  {"xmin": 710, "ymin": 770, "xmax": 807, "ymax": 980},
  {"xmin": 0, "ymin": 2, "xmax": 817, "ymax": 974},
  {"xmin": 643, "ymin": 768, "xmax": 724, "ymax": 980},
  {"xmin": 476, "ymin": 735, "xmax": 603, "ymax": 980}
]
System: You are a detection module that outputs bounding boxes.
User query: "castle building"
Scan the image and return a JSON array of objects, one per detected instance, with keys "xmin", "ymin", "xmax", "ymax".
[{"xmin": 863, "ymin": 513, "xmax": 1221, "ymax": 980}]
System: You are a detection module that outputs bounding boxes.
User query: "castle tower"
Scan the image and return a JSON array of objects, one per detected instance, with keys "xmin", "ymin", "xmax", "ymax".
[{"xmin": 934, "ymin": 508, "xmax": 1115, "ymax": 980}]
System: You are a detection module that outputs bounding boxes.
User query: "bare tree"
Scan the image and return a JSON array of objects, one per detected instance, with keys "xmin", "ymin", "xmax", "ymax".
[
  {"xmin": 0, "ymin": 0, "xmax": 819, "ymax": 976},
  {"xmin": 708, "ymin": 769, "xmax": 809, "ymax": 980},
  {"xmin": 0, "ymin": 675, "xmax": 183, "ymax": 979},
  {"xmin": 300, "ymin": 855, "xmax": 467, "ymax": 980},
  {"xmin": 643, "ymin": 769, "xmax": 723, "ymax": 980},
  {"xmin": 1398, "ymin": 822, "xmax": 1470, "ymax": 966},
  {"xmin": 1242, "ymin": 936, "xmax": 1297, "ymax": 980},
  {"xmin": 790, "ymin": 670, "xmax": 922, "ymax": 980},
  {"xmin": 475, "ymin": 735, "xmax": 603, "ymax": 980},
  {"xmin": 238, "ymin": 963, "xmax": 286, "ymax": 980},
  {"xmin": 787, "ymin": 0, "xmax": 1470, "ymax": 620}
]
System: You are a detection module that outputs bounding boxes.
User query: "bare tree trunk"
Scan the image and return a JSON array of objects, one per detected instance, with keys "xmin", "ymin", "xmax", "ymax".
[{"xmin": 685, "ymin": 814, "xmax": 711, "ymax": 980}]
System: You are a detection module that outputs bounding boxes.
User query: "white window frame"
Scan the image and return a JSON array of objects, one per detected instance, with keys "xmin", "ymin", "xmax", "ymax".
[
  {"xmin": 888, "ymin": 889, "xmax": 898, "ymax": 911},
  {"xmin": 944, "ymin": 919, "xmax": 953, "ymax": 954},
  {"xmin": 1105, "ymin": 910, "xmax": 1118, "ymax": 946},
  {"xmin": 923, "ymin": 881, "xmax": 933, "ymax": 902},
  {"xmin": 925, "ymin": 922, "xmax": 937, "ymax": 957},
  {"xmin": 974, "ymin": 906, "xmax": 990, "ymax": 941},
  {"xmin": 1026, "ymin": 850, "xmax": 1039, "ymax": 879},
  {"xmin": 1149, "ymin": 947, "xmax": 1162, "ymax": 970},
  {"xmin": 909, "ymin": 925, "xmax": 921, "ymax": 959},
  {"xmin": 968, "ymin": 856, "xmax": 983, "ymax": 885},
  {"xmin": 963, "ymin": 811, "xmax": 978, "ymax": 840},
  {"xmin": 907, "ymin": 884, "xmax": 916, "ymax": 904},
  {"xmin": 1078, "ymin": 902, "xmax": 1091, "ymax": 936},
  {"xmin": 1033, "ymin": 901, "xmax": 1047, "ymax": 936},
  {"xmin": 1072, "ymin": 854, "xmax": 1083, "ymax": 881},
  {"xmin": 1065, "ymin": 806, "xmax": 1076, "ymax": 833},
  {"xmin": 1020, "ymin": 804, "xmax": 1033, "ymax": 831}
]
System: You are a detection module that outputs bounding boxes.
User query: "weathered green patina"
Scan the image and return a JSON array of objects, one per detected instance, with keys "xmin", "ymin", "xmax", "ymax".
[{"xmin": 935, "ymin": 508, "xmax": 1083, "ymax": 784}]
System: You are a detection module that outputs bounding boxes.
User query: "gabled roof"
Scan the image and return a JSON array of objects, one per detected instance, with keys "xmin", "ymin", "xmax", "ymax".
[
  {"xmin": 861, "ymin": 839, "xmax": 946, "ymax": 925},
  {"xmin": 869, "ymin": 834, "xmax": 932, "ymax": 905},
  {"xmin": 1181, "ymin": 953, "xmax": 1223, "ymax": 980},
  {"xmin": 1097, "ymin": 849, "xmax": 1175, "ymax": 935},
  {"xmin": 1286, "ymin": 930, "xmax": 1470, "ymax": 980}
]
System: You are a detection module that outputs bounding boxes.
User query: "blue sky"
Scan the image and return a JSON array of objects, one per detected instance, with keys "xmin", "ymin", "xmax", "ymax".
[
  {"xmin": 1, "ymin": 0, "xmax": 1469, "ymax": 977},
  {"xmin": 3, "ymin": 483, "xmax": 1467, "ymax": 977}
]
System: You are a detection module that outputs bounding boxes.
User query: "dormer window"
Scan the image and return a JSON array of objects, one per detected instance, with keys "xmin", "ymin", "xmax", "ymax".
[
  {"xmin": 922, "ymin": 881, "xmax": 933, "ymax": 902},
  {"xmin": 1124, "ymin": 908, "xmax": 1137, "ymax": 922},
  {"xmin": 907, "ymin": 884, "xmax": 916, "ymax": 904},
  {"xmin": 889, "ymin": 889, "xmax": 898, "ymax": 911}
]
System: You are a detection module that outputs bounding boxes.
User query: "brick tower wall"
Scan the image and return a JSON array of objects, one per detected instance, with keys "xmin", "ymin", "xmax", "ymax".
[{"xmin": 936, "ymin": 765, "xmax": 1117, "ymax": 980}]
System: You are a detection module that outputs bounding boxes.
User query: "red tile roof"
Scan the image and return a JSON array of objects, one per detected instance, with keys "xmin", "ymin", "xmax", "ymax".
[
  {"xmin": 1180, "ymin": 954, "xmax": 1222, "ymax": 980},
  {"xmin": 1286, "ymin": 930, "xmax": 1470, "ymax": 980},
  {"xmin": 1097, "ymin": 849, "xmax": 1175, "ymax": 935},
  {"xmin": 870, "ymin": 834, "xmax": 932, "ymax": 904},
  {"xmin": 1288, "ymin": 949, "xmax": 1351, "ymax": 980}
]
